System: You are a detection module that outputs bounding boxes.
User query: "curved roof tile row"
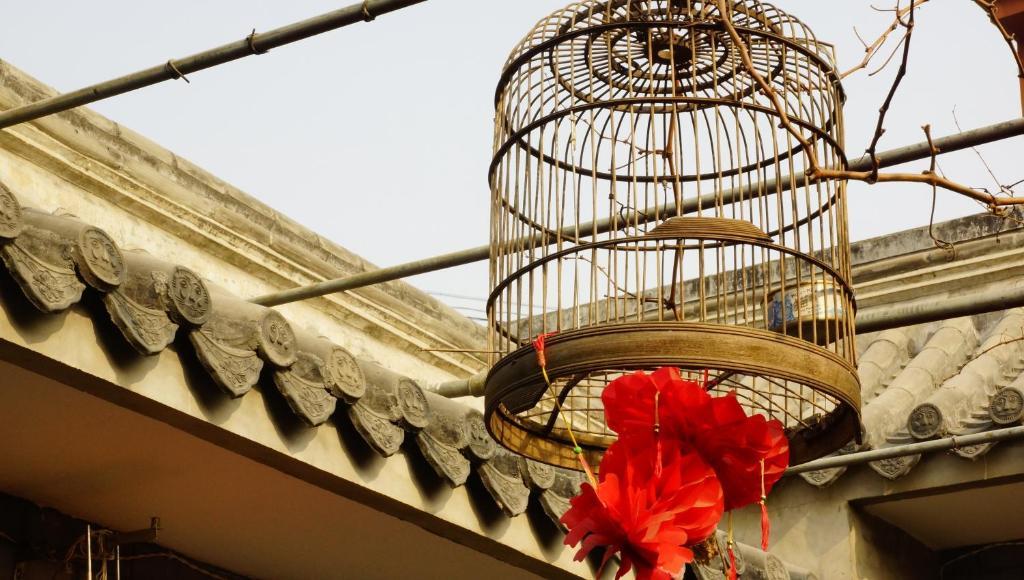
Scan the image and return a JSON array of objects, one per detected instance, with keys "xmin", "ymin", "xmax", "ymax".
[{"xmin": 803, "ymin": 308, "xmax": 1024, "ymax": 486}]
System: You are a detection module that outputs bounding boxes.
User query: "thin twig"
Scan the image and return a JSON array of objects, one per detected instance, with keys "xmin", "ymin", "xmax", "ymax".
[
  {"xmin": 841, "ymin": 0, "xmax": 929, "ymax": 79},
  {"xmin": 922, "ymin": 124, "xmax": 955, "ymax": 254},
  {"xmin": 972, "ymin": 331, "xmax": 1024, "ymax": 361},
  {"xmin": 866, "ymin": 35, "xmax": 909, "ymax": 77},
  {"xmin": 952, "ymin": 106, "xmax": 1015, "ymax": 196}
]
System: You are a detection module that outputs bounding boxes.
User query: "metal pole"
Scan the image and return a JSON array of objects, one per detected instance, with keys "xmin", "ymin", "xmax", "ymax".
[
  {"xmin": 786, "ymin": 424, "xmax": 1024, "ymax": 474},
  {"xmin": 252, "ymin": 244, "xmax": 487, "ymax": 307},
  {"xmin": 855, "ymin": 283, "xmax": 1024, "ymax": 334},
  {"xmin": 251, "ymin": 117, "xmax": 1024, "ymax": 307},
  {"xmin": 0, "ymin": 0, "xmax": 428, "ymax": 130}
]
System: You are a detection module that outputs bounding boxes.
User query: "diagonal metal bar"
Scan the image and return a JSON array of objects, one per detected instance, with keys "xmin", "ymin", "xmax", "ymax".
[
  {"xmin": 785, "ymin": 424, "xmax": 1024, "ymax": 474},
  {"xmin": 0, "ymin": 0, "xmax": 428, "ymax": 130},
  {"xmin": 251, "ymin": 117, "xmax": 1024, "ymax": 307}
]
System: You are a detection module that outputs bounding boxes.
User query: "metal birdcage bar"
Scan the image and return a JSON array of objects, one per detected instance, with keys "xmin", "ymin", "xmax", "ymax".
[{"xmin": 485, "ymin": 0, "xmax": 860, "ymax": 469}]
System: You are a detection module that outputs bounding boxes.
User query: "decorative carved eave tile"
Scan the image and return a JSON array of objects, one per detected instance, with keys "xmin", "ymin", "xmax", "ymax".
[
  {"xmin": 949, "ymin": 407, "xmax": 1000, "ymax": 460},
  {"xmin": 798, "ymin": 466, "xmax": 845, "ymax": 488},
  {"xmin": 518, "ymin": 457, "xmax": 556, "ymax": 491},
  {"xmin": 0, "ymin": 183, "xmax": 24, "ymax": 240},
  {"xmin": 906, "ymin": 402, "xmax": 946, "ymax": 441},
  {"xmin": 273, "ymin": 352, "xmax": 337, "ymax": 427},
  {"xmin": 348, "ymin": 402, "xmax": 404, "ymax": 457},
  {"xmin": 953, "ymin": 442, "xmax": 995, "ymax": 460},
  {"xmin": 538, "ymin": 469, "xmax": 584, "ymax": 530},
  {"xmin": 190, "ymin": 327, "xmax": 263, "ymax": 397},
  {"xmin": 189, "ymin": 287, "xmax": 293, "ymax": 398},
  {"xmin": 304, "ymin": 335, "xmax": 365, "ymax": 404},
  {"xmin": 415, "ymin": 392, "xmax": 471, "ymax": 486},
  {"xmin": 104, "ymin": 251, "xmax": 211, "ymax": 355},
  {"xmin": 990, "ymin": 385, "xmax": 1024, "ymax": 426},
  {"xmin": 869, "ymin": 451, "xmax": 921, "ymax": 480},
  {"xmin": 396, "ymin": 377, "xmax": 430, "ymax": 432},
  {"xmin": 738, "ymin": 543, "xmax": 791, "ymax": 580},
  {"xmin": 787, "ymin": 565, "xmax": 819, "ymax": 580},
  {"xmin": 26, "ymin": 208, "xmax": 126, "ymax": 291},
  {"xmin": 347, "ymin": 362, "xmax": 407, "ymax": 456},
  {"xmin": 463, "ymin": 409, "xmax": 497, "ymax": 463},
  {"xmin": 0, "ymin": 209, "xmax": 86, "ymax": 312},
  {"xmin": 270, "ymin": 330, "xmax": 361, "ymax": 427},
  {"xmin": 799, "ymin": 440, "xmax": 859, "ymax": 488},
  {"xmin": 104, "ymin": 287, "xmax": 178, "ymax": 355},
  {"xmin": 477, "ymin": 448, "xmax": 531, "ymax": 517}
]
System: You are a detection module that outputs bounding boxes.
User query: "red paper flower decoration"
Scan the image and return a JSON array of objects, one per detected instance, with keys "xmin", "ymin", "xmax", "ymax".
[
  {"xmin": 602, "ymin": 367, "xmax": 789, "ymax": 510},
  {"xmin": 561, "ymin": 447, "xmax": 723, "ymax": 580},
  {"xmin": 561, "ymin": 367, "xmax": 791, "ymax": 579},
  {"xmin": 695, "ymin": 396, "xmax": 789, "ymax": 510}
]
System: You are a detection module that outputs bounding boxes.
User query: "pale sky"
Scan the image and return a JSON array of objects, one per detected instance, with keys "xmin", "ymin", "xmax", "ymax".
[{"xmin": 1, "ymin": 1, "xmax": 1020, "ymax": 321}]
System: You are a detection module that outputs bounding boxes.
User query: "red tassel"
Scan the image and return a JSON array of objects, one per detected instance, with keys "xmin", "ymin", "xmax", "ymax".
[
  {"xmin": 760, "ymin": 500, "xmax": 770, "ymax": 551},
  {"xmin": 653, "ymin": 391, "xmax": 663, "ymax": 478},
  {"xmin": 654, "ymin": 438, "xmax": 663, "ymax": 478},
  {"xmin": 727, "ymin": 542, "xmax": 737, "ymax": 580},
  {"xmin": 759, "ymin": 458, "xmax": 770, "ymax": 551}
]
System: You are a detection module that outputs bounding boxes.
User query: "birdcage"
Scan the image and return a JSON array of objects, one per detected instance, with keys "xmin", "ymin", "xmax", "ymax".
[{"xmin": 484, "ymin": 0, "xmax": 861, "ymax": 470}]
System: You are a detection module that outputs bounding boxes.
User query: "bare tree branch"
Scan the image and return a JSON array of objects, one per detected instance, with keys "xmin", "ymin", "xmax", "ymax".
[
  {"xmin": 713, "ymin": 0, "xmax": 1024, "ymax": 211},
  {"xmin": 865, "ymin": 0, "xmax": 917, "ymax": 179}
]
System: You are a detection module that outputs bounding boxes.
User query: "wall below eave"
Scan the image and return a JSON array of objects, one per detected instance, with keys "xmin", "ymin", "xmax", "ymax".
[
  {"xmin": 728, "ymin": 447, "xmax": 1024, "ymax": 578},
  {"xmin": 0, "ymin": 291, "xmax": 589, "ymax": 579}
]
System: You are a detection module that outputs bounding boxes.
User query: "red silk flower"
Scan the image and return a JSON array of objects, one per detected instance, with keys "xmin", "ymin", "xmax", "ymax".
[{"xmin": 561, "ymin": 447, "xmax": 724, "ymax": 580}]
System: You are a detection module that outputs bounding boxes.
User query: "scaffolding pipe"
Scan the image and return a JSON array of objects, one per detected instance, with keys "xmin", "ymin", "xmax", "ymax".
[
  {"xmin": 430, "ymin": 371, "xmax": 487, "ymax": 398},
  {"xmin": 251, "ymin": 117, "xmax": 1024, "ymax": 307},
  {"xmin": 785, "ymin": 424, "xmax": 1024, "ymax": 475},
  {"xmin": 0, "ymin": 0, "xmax": 428, "ymax": 130},
  {"xmin": 855, "ymin": 283, "xmax": 1024, "ymax": 334}
]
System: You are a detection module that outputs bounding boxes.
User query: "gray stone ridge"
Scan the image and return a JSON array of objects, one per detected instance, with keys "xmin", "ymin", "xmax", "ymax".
[
  {"xmin": 0, "ymin": 181, "xmax": 804, "ymax": 578},
  {"xmin": 801, "ymin": 308, "xmax": 1024, "ymax": 486}
]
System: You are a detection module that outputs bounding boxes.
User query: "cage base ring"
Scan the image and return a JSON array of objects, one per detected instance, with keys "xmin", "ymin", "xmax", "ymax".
[{"xmin": 485, "ymin": 322, "xmax": 861, "ymax": 470}]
